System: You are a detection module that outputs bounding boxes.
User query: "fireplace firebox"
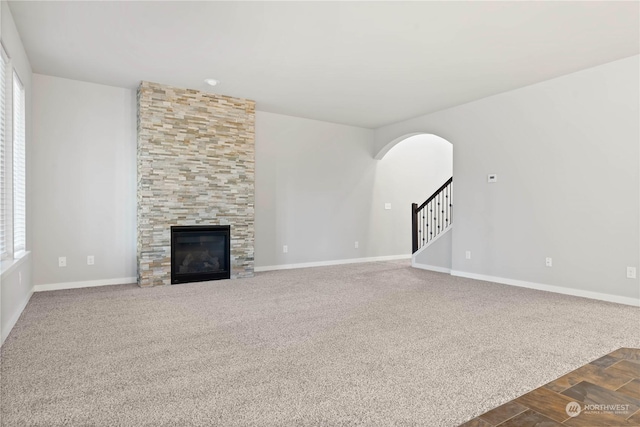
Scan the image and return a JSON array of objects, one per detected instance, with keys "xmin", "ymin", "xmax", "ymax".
[{"xmin": 171, "ymin": 225, "xmax": 231, "ymax": 284}]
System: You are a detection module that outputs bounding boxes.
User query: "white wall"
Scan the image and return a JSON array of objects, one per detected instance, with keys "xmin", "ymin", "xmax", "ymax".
[
  {"xmin": 375, "ymin": 55, "xmax": 640, "ymax": 301},
  {"xmin": 1, "ymin": 254, "xmax": 31, "ymax": 342},
  {"xmin": 31, "ymin": 74, "xmax": 136, "ymax": 287},
  {"xmin": 255, "ymin": 112, "xmax": 451, "ymax": 268},
  {"xmin": 1, "ymin": 0, "xmax": 33, "ymax": 343},
  {"xmin": 255, "ymin": 111, "xmax": 375, "ymax": 267}
]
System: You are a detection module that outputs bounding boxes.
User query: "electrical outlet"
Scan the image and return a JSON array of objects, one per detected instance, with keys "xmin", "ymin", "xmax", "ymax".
[
  {"xmin": 87, "ymin": 255, "xmax": 95, "ymax": 265},
  {"xmin": 58, "ymin": 257, "xmax": 67, "ymax": 267},
  {"xmin": 465, "ymin": 251, "xmax": 471, "ymax": 260},
  {"xmin": 283, "ymin": 245, "xmax": 288, "ymax": 254},
  {"xmin": 354, "ymin": 241, "xmax": 359, "ymax": 249},
  {"xmin": 546, "ymin": 257, "xmax": 553, "ymax": 267},
  {"xmin": 487, "ymin": 174, "xmax": 498, "ymax": 183},
  {"xmin": 627, "ymin": 267, "xmax": 637, "ymax": 279},
  {"xmin": 384, "ymin": 203, "xmax": 392, "ymax": 210}
]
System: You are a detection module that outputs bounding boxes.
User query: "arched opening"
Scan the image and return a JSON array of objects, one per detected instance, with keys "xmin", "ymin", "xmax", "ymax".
[
  {"xmin": 376, "ymin": 133, "xmax": 453, "ymax": 194},
  {"xmin": 374, "ymin": 132, "xmax": 427, "ymax": 160},
  {"xmin": 373, "ymin": 133, "xmax": 453, "ymax": 270}
]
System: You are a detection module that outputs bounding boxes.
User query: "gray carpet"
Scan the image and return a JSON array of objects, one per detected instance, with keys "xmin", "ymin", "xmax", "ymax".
[{"xmin": 1, "ymin": 261, "xmax": 638, "ymax": 426}]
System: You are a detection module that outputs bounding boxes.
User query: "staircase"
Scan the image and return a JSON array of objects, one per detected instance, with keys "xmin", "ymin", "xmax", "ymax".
[{"xmin": 411, "ymin": 177, "xmax": 452, "ymax": 253}]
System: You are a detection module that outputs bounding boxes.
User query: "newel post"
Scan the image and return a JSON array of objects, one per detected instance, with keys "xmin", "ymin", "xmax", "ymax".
[{"xmin": 411, "ymin": 203, "xmax": 418, "ymax": 254}]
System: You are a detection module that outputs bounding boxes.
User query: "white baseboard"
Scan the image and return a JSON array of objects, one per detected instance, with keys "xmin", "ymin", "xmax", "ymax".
[
  {"xmin": 411, "ymin": 262, "xmax": 451, "ymax": 274},
  {"xmin": 34, "ymin": 277, "xmax": 137, "ymax": 292},
  {"xmin": 255, "ymin": 254, "xmax": 411, "ymax": 272},
  {"xmin": 2, "ymin": 288, "xmax": 33, "ymax": 345},
  {"xmin": 450, "ymin": 270, "xmax": 640, "ymax": 307}
]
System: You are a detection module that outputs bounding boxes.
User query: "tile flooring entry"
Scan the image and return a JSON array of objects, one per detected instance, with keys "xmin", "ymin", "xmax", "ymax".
[{"xmin": 459, "ymin": 348, "xmax": 640, "ymax": 426}]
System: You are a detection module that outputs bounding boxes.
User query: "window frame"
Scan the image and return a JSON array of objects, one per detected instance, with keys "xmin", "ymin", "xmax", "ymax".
[
  {"xmin": 0, "ymin": 45, "xmax": 9, "ymax": 260},
  {"xmin": 12, "ymin": 70, "xmax": 25, "ymax": 255},
  {"xmin": 0, "ymin": 42, "xmax": 28, "ymax": 264}
]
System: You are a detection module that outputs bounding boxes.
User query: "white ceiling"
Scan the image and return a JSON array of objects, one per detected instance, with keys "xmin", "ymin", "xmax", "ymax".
[{"xmin": 8, "ymin": 1, "xmax": 640, "ymax": 129}]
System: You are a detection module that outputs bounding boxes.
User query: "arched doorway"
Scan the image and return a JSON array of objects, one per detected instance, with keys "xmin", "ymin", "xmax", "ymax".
[{"xmin": 375, "ymin": 133, "xmax": 453, "ymax": 271}]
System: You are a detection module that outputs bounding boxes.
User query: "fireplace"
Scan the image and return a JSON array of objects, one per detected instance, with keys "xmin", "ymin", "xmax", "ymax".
[{"xmin": 171, "ymin": 225, "xmax": 231, "ymax": 284}]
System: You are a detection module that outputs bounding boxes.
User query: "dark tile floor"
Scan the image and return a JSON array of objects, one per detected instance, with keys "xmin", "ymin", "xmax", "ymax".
[{"xmin": 460, "ymin": 348, "xmax": 640, "ymax": 427}]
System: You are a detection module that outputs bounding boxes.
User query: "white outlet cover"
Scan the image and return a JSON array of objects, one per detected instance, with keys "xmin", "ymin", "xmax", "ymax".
[
  {"xmin": 546, "ymin": 257, "xmax": 553, "ymax": 267},
  {"xmin": 465, "ymin": 251, "xmax": 471, "ymax": 259},
  {"xmin": 58, "ymin": 257, "xmax": 67, "ymax": 267},
  {"xmin": 354, "ymin": 241, "xmax": 359, "ymax": 249},
  {"xmin": 283, "ymin": 245, "xmax": 288, "ymax": 253},
  {"xmin": 384, "ymin": 203, "xmax": 392, "ymax": 210},
  {"xmin": 627, "ymin": 267, "xmax": 637, "ymax": 279},
  {"xmin": 487, "ymin": 174, "xmax": 497, "ymax": 183}
]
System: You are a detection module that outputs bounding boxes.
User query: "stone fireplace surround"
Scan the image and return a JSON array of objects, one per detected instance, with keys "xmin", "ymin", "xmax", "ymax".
[{"xmin": 137, "ymin": 81, "xmax": 255, "ymax": 287}]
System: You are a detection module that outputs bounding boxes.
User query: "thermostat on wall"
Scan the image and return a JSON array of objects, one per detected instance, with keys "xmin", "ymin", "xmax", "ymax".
[{"xmin": 487, "ymin": 174, "xmax": 498, "ymax": 183}]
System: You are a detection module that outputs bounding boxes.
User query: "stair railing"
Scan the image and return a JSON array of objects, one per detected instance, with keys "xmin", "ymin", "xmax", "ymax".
[{"xmin": 412, "ymin": 177, "xmax": 453, "ymax": 253}]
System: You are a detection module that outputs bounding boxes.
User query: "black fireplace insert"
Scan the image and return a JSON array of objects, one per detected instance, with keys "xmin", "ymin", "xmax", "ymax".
[{"xmin": 171, "ymin": 225, "xmax": 231, "ymax": 284}]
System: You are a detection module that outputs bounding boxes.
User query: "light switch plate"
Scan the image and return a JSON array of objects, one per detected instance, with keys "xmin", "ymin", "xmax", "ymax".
[{"xmin": 487, "ymin": 174, "xmax": 498, "ymax": 183}]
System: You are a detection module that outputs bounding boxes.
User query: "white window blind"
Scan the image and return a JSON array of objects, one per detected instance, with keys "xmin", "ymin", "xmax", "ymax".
[
  {"xmin": 13, "ymin": 71, "xmax": 25, "ymax": 254},
  {"xmin": 0, "ymin": 48, "xmax": 7, "ymax": 259}
]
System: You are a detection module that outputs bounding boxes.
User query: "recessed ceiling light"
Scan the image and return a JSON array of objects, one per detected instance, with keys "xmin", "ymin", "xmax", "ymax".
[{"xmin": 204, "ymin": 78, "xmax": 219, "ymax": 87}]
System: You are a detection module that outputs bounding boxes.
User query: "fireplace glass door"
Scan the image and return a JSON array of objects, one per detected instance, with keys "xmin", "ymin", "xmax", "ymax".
[{"xmin": 171, "ymin": 225, "xmax": 230, "ymax": 284}]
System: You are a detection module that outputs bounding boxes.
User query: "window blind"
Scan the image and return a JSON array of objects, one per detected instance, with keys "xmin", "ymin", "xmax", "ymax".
[
  {"xmin": 13, "ymin": 71, "xmax": 25, "ymax": 254},
  {"xmin": 0, "ymin": 49, "xmax": 6, "ymax": 259}
]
